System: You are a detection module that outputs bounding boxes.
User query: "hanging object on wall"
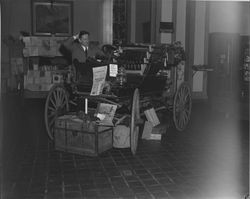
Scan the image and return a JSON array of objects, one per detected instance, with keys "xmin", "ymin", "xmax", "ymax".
[
  {"xmin": 31, "ymin": 0, "xmax": 73, "ymax": 36},
  {"xmin": 159, "ymin": 22, "xmax": 174, "ymax": 33}
]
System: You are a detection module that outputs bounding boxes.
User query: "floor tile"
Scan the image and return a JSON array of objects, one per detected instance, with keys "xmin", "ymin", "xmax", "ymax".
[{"xmin": 2, "ymin": 98, "xmax": 249, "ymax": 199}]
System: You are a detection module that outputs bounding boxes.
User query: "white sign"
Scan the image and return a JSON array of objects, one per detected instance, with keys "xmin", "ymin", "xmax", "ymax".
[
  {"xmin": 109, "ymin": 64, "xmax": 118, "ymax": 77},
  {"xmin": 90, "ymin": 66, "xmax": 107, "ymax": 96}
]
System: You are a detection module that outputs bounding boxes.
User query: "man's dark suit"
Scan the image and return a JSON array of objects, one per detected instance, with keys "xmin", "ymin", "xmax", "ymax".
[
  {"xmin": 62, "ymin": 37, "xmax": 105, "ymax": 83},
  {"xmin": 63, "ymin": 37, "xmax": 104, "ymax": 63}
]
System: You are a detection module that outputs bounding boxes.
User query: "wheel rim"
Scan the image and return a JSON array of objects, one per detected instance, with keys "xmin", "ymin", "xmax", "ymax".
[
  {"xmin": 130, "ymin": 88, "xmax": 140, "ymax": 155},
  {"xmin": 173, "ymin": 82, "xmax": 192, "ymax": 131},
  {"xmin": 45, "ymin": 85, "xmax": 69, "ymax": 140}
]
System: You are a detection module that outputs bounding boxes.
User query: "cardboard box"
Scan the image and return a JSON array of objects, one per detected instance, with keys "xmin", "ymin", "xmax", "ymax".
[
  {"xmin": 25, "ymin": 84, "xmax": 41, "ymax": 91},
  {"xmin": 45, "ymin": 71, "xmax": 52, "ymax": 77},
  {"xmin": 54, "ymin": 115, "xmax": 113, "ymax": 156},
  {"xmin": 113, "ymin": 125, "xmax": 130, "ymax": 148},
  {"xmin": 26, "ymin": 76, "xmax": 34, "ymax": 84},
  {"xmin": 40, "ymin": 84, "xmax": 53, "ymax": 91},
  {"xmin": 34, "ymin": 77, "xmax": 40, "ymax": 84},
  {"xmin": 40, "ymin": 76, "xmax": 52, "ymax": 84},
  {"xmin": 144, "ymin": 108, "xmax": 160, "ymax": 127},
  {"xmin": 27, "ymin": 70, "xmax": 40, "ymax": 78},
  {"xmin": 142, "ymin": 121, "xmax": 167, "ymax": 140}
]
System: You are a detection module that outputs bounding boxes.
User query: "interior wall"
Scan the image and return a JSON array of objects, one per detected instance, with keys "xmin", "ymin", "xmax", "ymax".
[
  {"xmin": 129, "ymin": 0, "xmax": 161, "ymax": 44},
  {"xmin": 191, "ymin": 1, "xmax": 250, "ymax": 99},
  {"xmin": 1, "ymin": 0, "xmax": 103, "ymax": 64},
  {"xmin": 208, "ymin": 1, "xmax": 250, "ymax": 35},
  {"xmin": 0, "ymin": 4, "xmax": 2, "ymax": 165},
  {"xmin": 127, "ymin": 0, "xmax": 136, "ymax": 43},
  {"xmin": 1, "ymin": 0, "xmax": 103, "ymax": 40},
  {"xmin": 73, "ymin": 0, "xmax": 102, "ymax": 42},
  {"xmin": 185, "ymin": 0, "xmax": 195, "ymax": 83},
  {"xmin": 241, "ymin": 2, "xmax": 250, "ymax": 35},
  {"xmin": 1, "ymin": 0, "xmax": 30, "ymax": 64},
  {"xmin": 0, "ymin": 2, "xmax": 1, "ymax": 95},
  {"xmin": 160, "ymin": 0, "xmax": 173, "ymax": 43},
  {"xmin": 174, "ymin": 0, "xmax": 186, "ymax": 48},
  {"xmin": 1, "ymin": 0, "xmax": 104, "ymax": 92},
  {"xmin": 1, "ymin": 0, "xmax": 30, "ymax": 39},
  {"xmin": 135, "ymin": 0, "xmax": 151, "ymax": 43},
  {"xmin": 101, "ymin": 0, "xmax": 113, "ymax": 44},
  {"xmin": 192, "ymin": 1, "xmax": 207, "ymax": 98}
]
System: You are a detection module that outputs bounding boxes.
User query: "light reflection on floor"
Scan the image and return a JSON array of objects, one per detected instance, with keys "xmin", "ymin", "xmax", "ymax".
[{"xmin": 2, "ymin": 97, "xmax": 249, "ymax": 199}]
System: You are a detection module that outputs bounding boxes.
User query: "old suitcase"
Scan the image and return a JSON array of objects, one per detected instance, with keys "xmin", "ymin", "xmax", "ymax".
[{"xmin": 54, "ymin": 115, "xmax": 113, "ymax": 156}]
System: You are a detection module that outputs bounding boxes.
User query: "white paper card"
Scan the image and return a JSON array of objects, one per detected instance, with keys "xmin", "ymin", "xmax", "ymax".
[
  {"xmin": 96, "ymin": 113, "xmax": 106, "ymax": 120},
  {"xmin": 91, "ymin": 66, "xmax": 107, "ymax": 96},
  {"xmin": 109, "ymin": 64, "xmax": 118, "ymax": 77}
]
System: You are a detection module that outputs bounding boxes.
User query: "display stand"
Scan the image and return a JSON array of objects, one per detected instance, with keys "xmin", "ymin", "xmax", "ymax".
[{"xmin": 21, "ymin": 36, "xmax": 69, "ymax": 98}]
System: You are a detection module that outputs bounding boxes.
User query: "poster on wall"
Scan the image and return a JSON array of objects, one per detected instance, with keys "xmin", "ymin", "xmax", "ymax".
[{"xmin": 31, "ymin": 0, "xmax": 73, "ymax": 36}]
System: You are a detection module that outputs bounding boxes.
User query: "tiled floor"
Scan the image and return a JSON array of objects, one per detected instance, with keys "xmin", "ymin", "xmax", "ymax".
[{"xmin": 1, "ymin": 95, "xmax": 249, "ymax": 199}]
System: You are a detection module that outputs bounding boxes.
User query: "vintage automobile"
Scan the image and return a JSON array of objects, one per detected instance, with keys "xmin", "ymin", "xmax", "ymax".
[{"xmin": 44, "ymin": 41, "xmax": 192, "ymax": 155}]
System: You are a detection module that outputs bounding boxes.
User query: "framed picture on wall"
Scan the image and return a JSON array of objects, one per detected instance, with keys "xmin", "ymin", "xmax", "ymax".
[{"xmin": 31, "ymin": 0, "xmax": 73, "ymax": 36}]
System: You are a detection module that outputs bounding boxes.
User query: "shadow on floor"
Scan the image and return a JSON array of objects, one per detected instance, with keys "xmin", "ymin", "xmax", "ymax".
[{"xmin": 1, "ymin": 95, "xmax": 249, "ymax": 199}]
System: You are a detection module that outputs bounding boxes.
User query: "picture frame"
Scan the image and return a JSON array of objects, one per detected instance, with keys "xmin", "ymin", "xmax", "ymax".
[{"xmin": 31, "ymin": 0, "xmax": 73, "ymax": 36}]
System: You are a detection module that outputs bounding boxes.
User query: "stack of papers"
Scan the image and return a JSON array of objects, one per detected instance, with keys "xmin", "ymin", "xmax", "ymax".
[{"xmin": 95, "ymin": 103, "xmax": 117, "ymax": 126}]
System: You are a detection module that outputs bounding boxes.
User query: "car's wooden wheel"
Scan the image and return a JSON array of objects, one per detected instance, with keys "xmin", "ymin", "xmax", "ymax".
[
  {"xmin": 45, "ymin": 84, "xmax": 69, "ymax": 140},
  {"xmin": 173, "ymin": 82, "xmax": 192, "ymax": 131},
  {"xmin": 130, "ymin": 88, "xmax": 140, "ymax": 155}
]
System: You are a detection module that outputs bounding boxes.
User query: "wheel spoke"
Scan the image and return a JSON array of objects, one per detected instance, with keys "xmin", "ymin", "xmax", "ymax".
[
  {"xmin": 175, "ymin": 99, "xmax": 181, "ymax": 111},
  {"xmin": 48, "ymin": 111, "xmax": 56, "ymax": 118},
  {"xmin": 57, "ymin": 90, "xmax": 62, "ymax": 107},
  {"xmin": 53, "ymin": 91, "xmax": 59, "ymax": 107},
  {"xmin": 184, "ymin": 107, "xmax": 190, "ymax": 117},
  {"xmin": 173, "ymin": 83, "xmax": 191, "ymax": 131},
  {"xmin": 181, "ymin": 88, "xmax": 187, "ymax": 103},
  {"xmin": 58, "ymin": 96, "xmax": 64, "ymax": 109},
  {"xmin": 185, "ymin": 103, "xmax": 190, "ymax": 112},
  {"xmin": 48, "ymin": 105, "xmax": 56, "ymax": 112},
  {"xmin": 182, "ymin": 110, "xmax": 188, "ymax": 124},
  {"xmin": 184, "ymin": 109, "xmax": 190, "ymax": 120},
  {"xmin": 45, "ymin": 85, "xmax": 69, "ymax": 141},
  {"xmin": 185, "ymin": 103, "xmax": 191, "ymax": 113},
  {"xmin": 180, "ymin": 95, "xmax": 184, "ymax": 105},
  {"xmin": 183, "ymin": 86, "xmax": 189, "ymax": 101},
  {"xmin": 58, "ymin": 89, "xmax": 64, "ymax": 106},
  {"xmin": 50, "ymin": 95, "xmax": 57, "ymax": 109},
  {"xmin": 183, "ymin": 91, "xmax": 188, "ymax": 102},
  {"xmin": 180, "ymin": 88, "xmax": 184, "ymax": 101},
  {"xmin": 56, "ymin": 89, "xmax": 61, "ymax": 106},
  {"xmin": 58, "ymin": 88, "xmax": 63, "ymax": 100},
  {"xmin": 61, "ymin": 91, "xmax": 68, "ymax": 110},
  {"xmin": 178, "ymin": 88, "xmax": 183, "ymax": 102},
  {"xmin": 62, "ymin": 90, "xmax": 67, "ymax": 102},
  {"xmin": 62, "ymin": 98, "xmax": 68, "ymax": 111},
  {"xmin": 49, "ymin": 116, "xmax": 56, "ymax": 127},
  {"xmin": 184, "ymin": 94, "xmax": 189, "ymax": 105},
  {"xmin": 177, "ymin": 91, "xmax": 182, "ymax": 102}
]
